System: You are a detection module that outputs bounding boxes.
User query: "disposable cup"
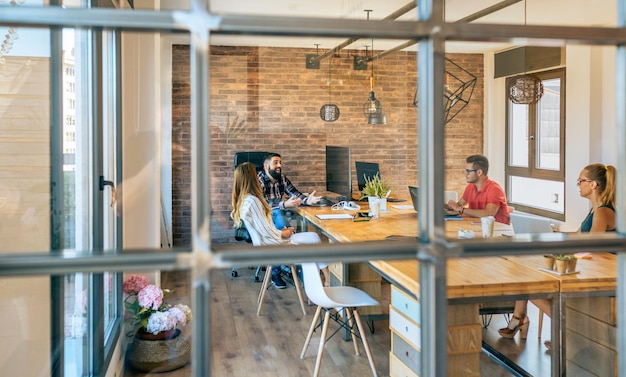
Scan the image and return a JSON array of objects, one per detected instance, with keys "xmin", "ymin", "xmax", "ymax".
[
  {"xmin": 368, "ymin": 197, "xmax": 380, "ymax": 219},
  {"xmin": 481, "ymin": 216, "xmax": 495, "ymax": 238}
]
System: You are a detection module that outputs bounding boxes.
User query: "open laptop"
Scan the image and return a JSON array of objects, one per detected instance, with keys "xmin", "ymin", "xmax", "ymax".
[
  {"xmin": 409, "ymin": 185, "xmax": 462, "ymax": 218},
  {"xmin": 509, "ymin": 211, "xmax": 554, "ymax": 234}
]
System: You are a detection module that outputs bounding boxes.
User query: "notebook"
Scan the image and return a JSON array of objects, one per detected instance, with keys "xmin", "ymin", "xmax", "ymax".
[
  {"xmin": 509, "ymin": 212, "xmax": 554, "ymax": 234},
  {"xmin": 408, "ymin": 185, "xmax": 462, "ymax": 219}
]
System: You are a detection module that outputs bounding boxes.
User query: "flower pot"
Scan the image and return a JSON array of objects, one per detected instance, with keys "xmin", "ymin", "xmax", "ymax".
[
  {"xmin": 567, "ymin": 257, "xmax": 578, "ymax": 273},
  {"xmin": 543, "ymin": 255, "xmax": 555, "ymax": 271},
  {"xmin": 127, "ymin": 329, "xmax": 190, "ymax": 373},
  {"xmin": 555, "ymin": 259, "xmax": 568, "ymax": 274}
]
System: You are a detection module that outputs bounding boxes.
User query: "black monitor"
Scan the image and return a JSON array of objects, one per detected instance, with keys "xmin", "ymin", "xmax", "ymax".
[
  {"xmin": 325, "ymin": 146, "xmax": 352, "ymax": 200},
  {"xmin": 355, "ymin": 161, "xmax": 381, "ymax": 191}
]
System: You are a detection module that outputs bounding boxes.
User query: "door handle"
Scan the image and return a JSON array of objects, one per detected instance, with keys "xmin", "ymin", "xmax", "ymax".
[{"xmin": 99, "ymin": 176, "xmax": 117, "ymax": 207}]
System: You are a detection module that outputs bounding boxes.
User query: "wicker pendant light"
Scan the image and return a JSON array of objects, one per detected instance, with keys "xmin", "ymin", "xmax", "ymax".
[{"xmin": 507, "ymin": 0, "xmax": 543, "ymax": 105}]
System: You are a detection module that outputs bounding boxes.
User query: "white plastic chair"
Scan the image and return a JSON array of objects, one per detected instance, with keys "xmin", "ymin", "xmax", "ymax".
[
  {"xmin": 299, "ymin": 262, "xmax": 379, "ymax": 377},
  {"xmin": 444, "ymin": 190, "xmax": 459, "ymax": 204}
]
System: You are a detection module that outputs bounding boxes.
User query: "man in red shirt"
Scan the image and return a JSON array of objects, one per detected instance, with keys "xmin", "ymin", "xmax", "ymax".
[{"xmin": 445, "ymin": 155, "xmax": 510, "ymax": 224}]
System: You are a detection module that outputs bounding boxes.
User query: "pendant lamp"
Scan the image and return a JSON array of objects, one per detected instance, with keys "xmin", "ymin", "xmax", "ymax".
[
  {"xmin": 507, "ymin": 0, "xmax": 543, "ymax": 104},
  {"xmin": 320, "ymin": 55, "xmax": 340, "ymax": 122},
  {"xmin": 362, "ymin": 12, "xmax": 386, "ymax": 125}
]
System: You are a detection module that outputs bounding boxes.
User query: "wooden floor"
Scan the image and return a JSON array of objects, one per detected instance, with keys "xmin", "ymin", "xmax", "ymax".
[{"xmin": 124, "ymin": 267, "xmax": 545, "ymax": 377}]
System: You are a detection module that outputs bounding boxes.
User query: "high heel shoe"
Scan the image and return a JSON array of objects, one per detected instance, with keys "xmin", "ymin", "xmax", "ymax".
[{"xmin": 498, "ymin": 314, "xmax": 529, "ymax": 339}]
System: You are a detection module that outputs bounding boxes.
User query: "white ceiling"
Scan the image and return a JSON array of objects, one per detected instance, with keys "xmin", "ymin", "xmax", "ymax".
[{"xmin": 161, "ymin": 0, "xmax": 616, "ymax": 53}]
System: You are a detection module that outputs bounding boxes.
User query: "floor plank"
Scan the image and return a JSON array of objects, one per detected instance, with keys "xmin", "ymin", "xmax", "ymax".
[{"xmin": 124, "ymin": 267, "xmax": 539, "ymax": 376}]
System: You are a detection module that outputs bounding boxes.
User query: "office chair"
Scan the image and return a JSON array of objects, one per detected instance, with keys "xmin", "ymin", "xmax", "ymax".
[{"xmin": 299, "ymin": 262, "xmax": 378, "ymax": 377}]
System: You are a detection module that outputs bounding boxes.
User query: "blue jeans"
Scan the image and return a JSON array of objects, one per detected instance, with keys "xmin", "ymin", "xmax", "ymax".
[{"xmin": 271, "ymin": 208, "xmax": 290, "ymax": 230}]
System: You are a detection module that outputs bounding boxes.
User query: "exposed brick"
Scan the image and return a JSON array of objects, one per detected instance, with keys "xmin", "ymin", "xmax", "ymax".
[{"xmin": 172, "ymin": 45, "xmax": 484, "ymax": 246}]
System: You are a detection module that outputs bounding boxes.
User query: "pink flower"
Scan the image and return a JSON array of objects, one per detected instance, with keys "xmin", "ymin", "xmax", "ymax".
[
  {"xmin": 137, "ymin": 285, "xmax": 163, "ymax": 310},
  {"xmin": 123, "ymin": 275, "xmax": 150, "ymax": 295}
]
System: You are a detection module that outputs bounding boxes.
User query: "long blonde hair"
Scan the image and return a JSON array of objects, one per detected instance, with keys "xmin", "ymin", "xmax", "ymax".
[
  {"xmin": 584, "ymin": 163, "xmax": 616, "ymax": 208},
  {"xmin": 231, "ymin": 162, "xmax": 271, "ymax": 227}
]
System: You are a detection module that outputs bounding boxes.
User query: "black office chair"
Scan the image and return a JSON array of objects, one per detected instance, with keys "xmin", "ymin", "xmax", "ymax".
[{"xmin": 231, "ymin": 152, "xmax": 269, "ymax": 282}]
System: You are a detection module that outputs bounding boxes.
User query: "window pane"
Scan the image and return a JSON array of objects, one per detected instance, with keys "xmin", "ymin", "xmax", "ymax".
[
  {"xmin": 536, "ymin": 78, "xmax": 561, "ymax": 170},
  {"xmin": 508, "ymin": 175, "xmax": 564, "ymax": 214},
  {"xmin": 509, "ymin": 103, "xmax": 528, "ymax": 167}
]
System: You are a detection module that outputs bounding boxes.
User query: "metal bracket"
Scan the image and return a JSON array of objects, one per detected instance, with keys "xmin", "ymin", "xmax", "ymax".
[
  {"xmin": 305, "ymin": 54, "xmax": 320, "ymax": 69},
  {"xmin": 353, "ymin": 55, "xmax": 368, "ymax": 70}
]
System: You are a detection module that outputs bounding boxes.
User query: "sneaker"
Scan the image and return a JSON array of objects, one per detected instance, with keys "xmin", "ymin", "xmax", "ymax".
[{"xmin": 271, "ymin": 274, "xmax": 287, "ymax": 289}]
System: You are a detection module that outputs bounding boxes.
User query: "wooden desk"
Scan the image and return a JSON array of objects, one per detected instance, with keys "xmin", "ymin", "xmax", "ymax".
[
  {"xmin": 504, "ymin": 253, "xmax": 618, "ymax": 376},
  {"xmin": 297, "ymin": 204, "xmax": 558, "ymax": 377}
]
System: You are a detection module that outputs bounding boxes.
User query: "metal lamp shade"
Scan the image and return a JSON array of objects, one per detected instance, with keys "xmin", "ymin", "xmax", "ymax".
[
  {"xmin": 320, "ymin": 104, "xmax": 340, "ymax": 122},
  {"xmin": 508, "ymin": 74, "xmax": 544, "ymax": 104}
]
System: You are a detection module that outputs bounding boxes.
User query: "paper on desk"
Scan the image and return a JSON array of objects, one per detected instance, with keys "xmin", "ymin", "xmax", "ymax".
[
  {"xmin": 316, "ymin": 214, "xmax": 353, "ymax": 220},
  {"xmin": 392, "ymin": 205, "xmax": 414, "ymax": 210}
]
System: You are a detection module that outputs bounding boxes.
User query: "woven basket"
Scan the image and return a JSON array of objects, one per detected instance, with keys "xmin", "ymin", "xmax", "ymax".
[{"xmin": 127, "ymin": 329, "xmax": 191, "ymax": 373}]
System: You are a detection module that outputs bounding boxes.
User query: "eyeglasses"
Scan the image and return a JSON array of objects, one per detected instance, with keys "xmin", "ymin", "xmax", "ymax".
[
  {"xmin": 465, "ymin": 169, "xmax": 477, "ymax": 174},
  {"xmin": 576, "ymin": 178, "xmax": 592, "ymax": 186}
]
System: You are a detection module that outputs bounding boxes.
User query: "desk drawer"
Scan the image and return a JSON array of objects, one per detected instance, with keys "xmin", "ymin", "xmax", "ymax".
[
  {"xmin": 391, "ymin": 285, "xmax": 420, "ymax": 324},
  {"xmin": 392, "ymin": 331, "xmax": 420, "ymax": 374},
  {"xmin": 390, "ymin": 352, "xmax": 419, "ymax": 377},
  {"xmin": 390, "ymin": 306, "xmax": 421, "ymax": 350}
]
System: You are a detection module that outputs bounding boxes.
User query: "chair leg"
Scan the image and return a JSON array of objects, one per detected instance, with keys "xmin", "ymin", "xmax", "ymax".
[
  {"xmin": 538, "ymin": 309, "xmax": 544, "ymax": 339},
  {"xmin": 353, "ymin": 309, "xmax": 378, "ymax": 377},
  {"xmin": 257, "ymin": 265, "xmax": 272, "ymax": 316},
  {"xmin": 313, "ymin": 310, "xmax": 331, "ymax": 377},
  {"xmin": 345, "ymin": 308, "xmax": 361, "ymax": 356},
  {"xmin": 300, "ymin": 305, "xmax": 322, "ymax": 359},
  {"xmin": 290, "ymin": 265, "xmax": 307, "ymax": 316}
]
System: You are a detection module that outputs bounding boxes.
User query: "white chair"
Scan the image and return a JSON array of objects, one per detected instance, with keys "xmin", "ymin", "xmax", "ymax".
[
  {"xmin": 444, "ymin": 190, "xmax": 458, "ymax": 203},
  {"xmin": 257, "ymin": 264, "xmax": 307, "ymax": 316},
  {"xmin": 299, "ymin": 262, "xmax": 379, "ymax": 377}
]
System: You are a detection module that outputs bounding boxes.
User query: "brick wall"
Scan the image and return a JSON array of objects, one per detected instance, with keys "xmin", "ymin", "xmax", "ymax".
[{"xmin": 172, "ymin": 45, "xmax": 484, "ymax": 246}]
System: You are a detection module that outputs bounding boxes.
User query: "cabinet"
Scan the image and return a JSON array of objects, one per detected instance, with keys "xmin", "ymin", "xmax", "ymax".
[
  {"xmin": 565, "ymin": 296, "xmax": 617, "ymax": 376},
  {"xmin": 389, "ymin": 285, "xmax": 482, "ymax": 377}
]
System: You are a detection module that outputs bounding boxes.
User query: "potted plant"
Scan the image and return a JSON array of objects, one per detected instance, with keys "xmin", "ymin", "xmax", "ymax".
[
  {"xmin": 553, "ymin": 254, "xmax": 574, "ymax": 273},
  {"xmin": 360, "ymin": 173, "xmax": 390, "ymax": 199},
  {"xmin": 123, "ymin": 274, "xmax": 193, "ymax": 372},
  {"xmin": 542, "ymin": 254, "xmax": 555, "ymax": 271},
  {"xmin": 361, "ymin": 173, "xmax": 391, "ymax": 214}
]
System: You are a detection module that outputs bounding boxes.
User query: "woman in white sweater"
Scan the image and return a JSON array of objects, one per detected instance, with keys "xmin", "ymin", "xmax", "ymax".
[{"xmin": 231, "ymin": 162, "xmax": 327, "ymax": 270}]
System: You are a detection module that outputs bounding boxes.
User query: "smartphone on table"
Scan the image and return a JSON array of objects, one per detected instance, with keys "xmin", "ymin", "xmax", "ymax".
[{"xmin": 353, "ymin": 212, "xmax": 370, "ymax": 222}]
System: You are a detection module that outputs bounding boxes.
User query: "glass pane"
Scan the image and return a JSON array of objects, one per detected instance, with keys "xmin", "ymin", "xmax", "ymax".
[
  {"xmin": 509, "ymin": 103, "xmax": 528, "ymax": 167},
  {"xmin": 509, "ymin": 175, "xmax": 564, "ymax": 214},
  {"xmin": 0, "ymin": 24, "xmax": 51, "ymax": 374},
  {"xmin": 536, "ymin": 78, "xmax": 561, "ymax": 170}
]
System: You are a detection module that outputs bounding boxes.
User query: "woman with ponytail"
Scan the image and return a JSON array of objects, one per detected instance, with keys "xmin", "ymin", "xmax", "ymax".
[
  {"xmin": 577, "ymin": 163, "xmax": 616, "ymax": 232},
  {"xmin": 499, "ymin": 163, "xmax": 617, "ymax": 347}
]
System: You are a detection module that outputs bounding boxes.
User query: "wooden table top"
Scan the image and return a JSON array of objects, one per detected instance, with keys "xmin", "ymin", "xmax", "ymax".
[
  {"xmin": 298, "ymin": 204, "xmax": 560, "ymax": 299},
  {"xmin": 297, "ymin": 202, "xmax": 513, "ymax": 242},
  {"xmin": 370, "ymin": 258, "xmax": 559, "ymax": 300},
  {"xmin": 503, "ymin": 253, "xmax": 617, "ymax": 293}
]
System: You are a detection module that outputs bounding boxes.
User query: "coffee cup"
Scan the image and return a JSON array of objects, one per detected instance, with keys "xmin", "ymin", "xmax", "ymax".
[{"xmin": 481, "ymin": 216, "xmax": 495, "ymax": 238}]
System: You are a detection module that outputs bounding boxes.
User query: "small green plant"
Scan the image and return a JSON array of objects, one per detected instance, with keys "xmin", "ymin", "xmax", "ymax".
[
  {"xmin": 553, "ymin": 254, "xmax": 574, "ymax": 261},
  {"xmin": 361, "ymin": 173, "xmax": 390, "ymax": 198}
]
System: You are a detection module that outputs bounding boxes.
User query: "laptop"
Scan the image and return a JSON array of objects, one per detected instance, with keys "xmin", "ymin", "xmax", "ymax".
[
  {"xmin": 509, "ymin": 212, "xmax": 554, "ymax": 234},
  {"xmin": 408, "ymin": 186, "xmax": 420, "ymax": 212},
  {"xmin": 408, "ymin": 185, "xmax": 462, "ymax": 219}
]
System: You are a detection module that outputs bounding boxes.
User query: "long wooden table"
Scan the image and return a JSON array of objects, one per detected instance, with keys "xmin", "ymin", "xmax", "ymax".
[
  {"xmin": 297, "ymin": 202, "xmax": 619, "ymax": 376},
  {"xmin": 296, "ymin": 203, "xmax": 561, "ymax": 376}
]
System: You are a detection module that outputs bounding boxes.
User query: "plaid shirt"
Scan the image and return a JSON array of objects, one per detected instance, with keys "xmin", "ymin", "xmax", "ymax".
[{"xmin": 257, "ymin": 170, "xmax": 307, "ymax": 210}]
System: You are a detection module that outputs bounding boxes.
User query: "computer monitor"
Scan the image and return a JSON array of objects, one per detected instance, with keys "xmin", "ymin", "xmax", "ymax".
[
  {"xmin": 355, "ymin": 161, "xmax": 381, "ymax": 191},
  {"xmin": 325, "ymin": 146, "xmax": 352, "ymax": 200}
]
